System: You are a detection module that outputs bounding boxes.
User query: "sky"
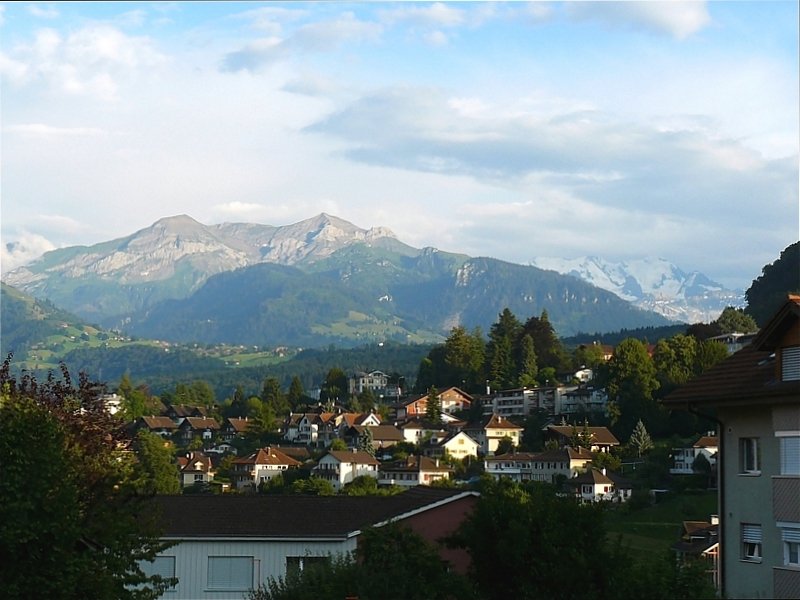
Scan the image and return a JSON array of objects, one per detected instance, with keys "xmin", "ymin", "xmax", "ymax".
[{"xmin": 1, "ymin": 1, "xmax": 797, "ymax": 291}]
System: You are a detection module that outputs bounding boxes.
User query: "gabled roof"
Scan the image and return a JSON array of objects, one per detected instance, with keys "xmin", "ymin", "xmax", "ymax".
[
  {"xmin": 140, "ymin": 416, "xmax": 178, "ymax": 430},
  {"xmin": 178, "ymin": 451, "xmax": 213, "ymax": 473},
  {"xmin": 572, "ymin": 468, "xmax": 614, "ymax": 486},
  {"xmin": 180, "ymin": 417, "xmax": 220, "ymax": 430},
  {"xmin": 149, "ymin": 486, "xmax": 479, "ymax": 539},
  {"xmin": 323, "ymin": 450, "xmax": 380, "ymax": 465},
  {"xmin": 663, "ymin": 296, "xmax": 800, "ymax": 409},
  {"xmin": 346, "ymin": 424, "xmax": 405, "ymax": 442},
  {"xmin": 233, "ymin": 447, "xmax": 301, "ymax": 467},
  {"xmin": 545, "ymin": 425, "xmax": 619, "ymax": 446},
  {"xmin": 224, "ymin": 417, "xmax": 251, "ymax": 433},
  {"xmin": 167, "ymin": 404, "xmax": 208, "ymax": 417},
  {"xmin": 380, "ymin": 455, "xmax": 453, "ymax": 474},
  {"xmin": 693, "ymin": 435, "xmax": 718, "ymax": 448},
  {"xmin": 483, "ymin": 414, "xmax": 523, "ymax": 430}
]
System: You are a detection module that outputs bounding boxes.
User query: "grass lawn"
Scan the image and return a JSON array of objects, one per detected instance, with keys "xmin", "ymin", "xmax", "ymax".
[{"xmin": 604, "ymin": 490, "xmax": 718, "ymax": 554}]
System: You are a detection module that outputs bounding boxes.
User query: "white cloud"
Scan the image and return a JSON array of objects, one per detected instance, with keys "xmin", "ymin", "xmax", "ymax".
[
  {"xmin": 2, "ymin": 24, "xmax": 165, "ymax": 100},
  {"xmin": 380, "ymin": 2, "xmax": 466, "ymax": 28},
  {"xmin": 567, "ymin": 1, "xmax": 711, "ymax": 39},
  {"xmin": 222, "ymin": 11, "xmax": 382, "ymax": 72},
  {"xmin": 6, "ymin": 123, "xmax": 107, "ymax": 137},
  {"xmin": 1, "ymin": 233, "xmax": 56, "ymax": 272},
  {"xmin": 27, "ymin": 4, "xmax": 59, "ymax": 19}
]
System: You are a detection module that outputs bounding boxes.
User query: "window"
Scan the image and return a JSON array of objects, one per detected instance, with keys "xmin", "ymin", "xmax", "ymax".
[
  {"xmin": 739, "ymin": 438, "xmax": 761, "ymax": 474},
  {"xmin": 140, "ymin": 556, "xmax": 176, "ymax": 591},
  {"xmin": 783, "ymin": 528, "xmax": 800, "ymax": 566},
  {"xmin": 779, "ymin": 436, "xmax": 800, "ymax": 476},
  {"xmin": 782, "ymin": 346, "xmax": 800, "ymax": 381},
  {"xmin": 741, "ymin": 524, "xmax": 762, "ymax": 562},
  {"xmin": 207, "ymin": 556, "xmax": 253, "ymax": 590}
]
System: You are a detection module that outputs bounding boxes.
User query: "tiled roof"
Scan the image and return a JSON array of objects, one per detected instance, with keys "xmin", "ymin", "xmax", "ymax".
[
  {"xmin": 546, "ymin": 425, "xmax": 619, "ymax": 445},
  {"xmin": 150, "ymin": 487, "xmax": 477, "ymax": 538},
  {"xmin": 233, "ymin": 447, "xmax": 301, "ymax": 467},
  {"xmin": 182, "ymin": 417, "xmax": 220, "ymax": 430},
  {"xmin": 484, "ymin": 414, "xmax": 523, "ymax": 430},
  {"xmin": 141, "ymin": 416, "xmax": 178, "ymax": 430},
  {"xmin": 224, "ymin": 417, "xmax": 251, "ymax": 433},
  {"xmin": 381, "ymin": 455, "xmax": 453, "ymax": 473},
  {"xmin": 693, "ymin": 436, "xmax": 718, "ymax": 448},
  {"xmin": 664, "ymin": 297, "xmax": 800, "ymax": 408},
  {"xmin": 325, "ymin": 450, "xmax": 380, "ymax": 465},
  {"xmin": 572, "ymin": 468, "xmax": 613, "ymax": 485}
]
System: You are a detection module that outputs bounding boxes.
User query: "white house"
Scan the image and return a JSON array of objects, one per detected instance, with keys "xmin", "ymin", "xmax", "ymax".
[
  {"xmin": 670, "ymin": 434, "xmax": 718, "ymax": 475},
  {"xmin": 423, "ymin": 431, "xmax": 480, "ymax": 461},
  {"xmin": 312, "ymin": 449, "xmax": 379, "ymax": 491},
  {"xmin": 572, "ymin": 468, "xmax": 632, "ymax": 503},
  {"xmin": 378, "ymin": 455, "xmax": 453, "ymax": 488},
  {"xmin": 231, "ymin": 447, "xmax": 302, "ymax": 490},
  {"xmin": 141, "ymin": 488, "xmax": 480, "ymax": 599},
  {"xmin": 484, "ymin": 447, "xmax": 593, "ymax": 483},
  {"xmin": 176, "ymin": 451, "xmax": 215, "ymax": 489}
]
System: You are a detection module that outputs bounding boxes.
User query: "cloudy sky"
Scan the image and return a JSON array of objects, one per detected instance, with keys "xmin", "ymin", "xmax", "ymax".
[{"xmin": 1, "ymin": 1, "xmax": 797, "ymax": 290}]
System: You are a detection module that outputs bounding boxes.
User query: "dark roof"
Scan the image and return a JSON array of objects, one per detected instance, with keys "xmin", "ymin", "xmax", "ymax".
[
  {"xmin": 140, "ymin": 416, "xmax": 178, "ymax": 430},
  {"xmin": 149, "ymin": 487, "xmax": 477, "ymax": 539},
  {"xmin": 545, "ymin": 425, "xmax": 619, "ymax": 445},
  {"xmin": 664, "ymin": 296, "xmax": 800, "ymax": 408},
  {"xmin": 347, "ymin": 425, "xmax": 404, "ymax": 441}
]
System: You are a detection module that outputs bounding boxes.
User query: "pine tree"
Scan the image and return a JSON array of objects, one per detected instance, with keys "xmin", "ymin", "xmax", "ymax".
[
  {"xmin": 425, "ymin": 387, "xmax": 442, "ymax": 426},
  {"xmin": 629, "ymin": 419, "xmax": 654, "ymax": 457}
]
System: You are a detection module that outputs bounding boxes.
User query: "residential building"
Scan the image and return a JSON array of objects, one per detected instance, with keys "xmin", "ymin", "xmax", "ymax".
[
  {"xmin": 673, "ymin": 516, "xmax": 720, "ymax": 590},
  {"xmin": 463, "ymin": 414, "xmax": 523, "ymax": 456},
  {"xmin": 671, "ymin": 434, "xmax": 719, "ymax": 475},
  {"xmin": 176, "ymin": 451, "xmax": 215, "ymax": 489},
  {"xmin": 393, "ymin": 387, "xmax": 472, "ymax": 420},
  {"xmin": 165, "ymin": 405, "xmax": 209, "ymax": 420},
  {"xmin": 220, "ymin": 417, "xmax": 251, "ymax": 442},
  {"xmin": 348, "ymin": 370, "xmax": 390, "ymax": 397},
  {"xmin": 313, "ymin": 449, "xmax": 380, "ymax": 491},
  {"xmin": 484, "ymin": 447, "xmax": 593, "ymax": 483},
  {"xmin": 231, "ymin": 447, "xmax": 302, "ymax": 490},
  {"xmin": 342, "ymin": 424, "xmax": 405, "ymax": 451},
  {"xmin": 423, "ymin": 431, "xmax": 480, "ymax": 461},
  {"xmin": 134, "ymin": 416, "xmax": 178, "ymax": 438},
  {"xmin": 378, "ymin": 455, "xmax": 453, "ymax": 487},
  {"xmin": 398, "ymin": 418, "xmax": 449, "ymax": 445},
  {"xmin": 558, "ymin": 385, "xmax": 608, "ymax": 417},
  {"xmin": 176, "ymin": 417, "xmax": 220, "ymax": 444},
  {"xmin": 143, "ymin": 487, "xmax": 480, "ymax": 599},
  {"xmin": 663, "ymin": 296, "xmax": 800, "ymax": 599},
  {"xmin": 571, "ymin": 468, "xmax": 632, "ymax": 503},
  {"xmin": 543, "ymin": 424, "xmax": 620, "ymax": 453}
]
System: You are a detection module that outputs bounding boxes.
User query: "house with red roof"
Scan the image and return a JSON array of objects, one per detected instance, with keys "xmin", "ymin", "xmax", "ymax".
[
  {"xmin": 231, "ymin": 447, "xmax": 302, "ymax": 490},
  {"xmin": 313, "ymin": 449, "xmax": 380, "ymax": 491}
]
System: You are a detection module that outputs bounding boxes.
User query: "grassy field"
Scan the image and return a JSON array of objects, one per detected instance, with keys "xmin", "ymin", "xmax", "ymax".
[{"xmin": 604, "ymin": 490, "xmax": 718, "ymax": 554}]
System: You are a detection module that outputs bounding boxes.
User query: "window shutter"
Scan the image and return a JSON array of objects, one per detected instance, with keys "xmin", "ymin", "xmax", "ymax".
[
  {"xmin": 782, "ymin": 528, "xmax": 800, "ymax": 543},
  {"xmin": 782, "ymin": 346, "xmax": 800, "ymax": 381},
  {"xmin": 742, "ymin": 524, "xmax": 762, "ymax": 543},
  {"xmin": 208, "ymin": 557, "xmax": 253, "ymax": 589},
  {"xmin": 781, "ymin": 437, "xmax": 800, "ymax": 475}
]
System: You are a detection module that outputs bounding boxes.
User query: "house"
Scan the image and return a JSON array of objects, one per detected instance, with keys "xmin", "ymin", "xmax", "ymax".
[
  {"xmin": 673, "ymin": 516, "xmax": 720, "ymax": 590},
  {"xmin": 231, "ymin": 447, "xmax": 301, "ymax": 490},
  {"xmin": 378, "ymin": 455, "xmax": 453, "ymax": 487},
  {"xmin": 135, "ymin": 416, "xmax": 178, "ymax": 438},
  {"xmin": 142, "ymin": 487, "xmax": 480, "ymax": 599},
  {"xmin": 484, "ymin": 447, "xmax": 593, "ymax": 483},
  {"xmin": 165, "ymin": 404, "xmax": 209, "ymax": 421},
  {"xmin": 176, "ymin": 451, "xmax": 215, "ymax": 488},
  {"xmin": 464, "ymin": 414, "xmax": 523, "ymax": 456},
  {"xmin": 220, "ymin": 417, "xmax": 251, "ymax": 442},
  {"xmin": 337, "ymin": 411, "xmax": 382, "ymax": 436},
  {"xmin": 348, "ymin": 370, "xmax": 390, "ymax": 397},
  {"xmin": 285, "ymin": 412, "xmax": 338, "ymax": 447},
  {"xmin": 543, "ymin": 424, "xmax": 619, "ymax": 453},
  {"xmin": 571, "ymin": 468, "xmax": 632, "ymax": 503},
  {"xmin": 398, "ymin": 418, "xmax": 449, "ymax": 445},
  {"xmin": 176, "ymin": 417, "xmax": 220, "ymax": 444},
  {"xmin": 342, "ymin": 424, "xmax": 405, "ymax": 451},
  {"xmin": 423, "ymin": 430, "xmax": 480, "ymax": 461},
  {"xmin": 671, "ymin": 434, "xmax": 719, "ymax": 475},
  {"xmin": 312, "ymin": 449, "xmax": 380, "ymax": 491},
  {"xmin": 393, "ymin": 387, "xmax": 472, "ymax": 420},
  {"xmin": 663, "ymin": 296, "xmax": 800, "ymax": 599}
]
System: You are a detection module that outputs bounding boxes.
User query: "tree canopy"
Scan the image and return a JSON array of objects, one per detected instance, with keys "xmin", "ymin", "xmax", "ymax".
[{"xmin": 0, "ymin": 357, "xmax": 173, "ymax": 599}]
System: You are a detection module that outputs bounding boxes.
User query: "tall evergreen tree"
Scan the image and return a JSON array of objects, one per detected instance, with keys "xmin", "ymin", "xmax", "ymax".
[
  {"xmin": 425, "ymin": 386, "xmax": 443, "ymax": 426},
  {"xmin": 517, "ymin": 333, "xmax": 538, "ymax": 387},
  {"xmin": 629, "ymin": 419, "xmax": 654, "ymax": 457}
]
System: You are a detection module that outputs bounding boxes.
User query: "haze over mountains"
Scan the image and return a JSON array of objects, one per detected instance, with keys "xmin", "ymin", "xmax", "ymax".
[{"xmin": 1, "ymin": 213, "xmax": 736, "ymax": 347}]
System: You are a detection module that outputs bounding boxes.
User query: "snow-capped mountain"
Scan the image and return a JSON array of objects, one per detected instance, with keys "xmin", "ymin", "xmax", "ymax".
[{"xmin": 530, "ymin": 256, "xmax": 745, "ymax": 323}]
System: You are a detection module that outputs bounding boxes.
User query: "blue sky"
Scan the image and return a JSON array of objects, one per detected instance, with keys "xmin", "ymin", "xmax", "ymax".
[{"xmin": 1, "ymin": 1, "xmax": 797, "ymax": 290}]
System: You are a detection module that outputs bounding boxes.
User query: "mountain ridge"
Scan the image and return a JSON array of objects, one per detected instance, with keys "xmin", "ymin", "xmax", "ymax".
[{"xmin": 3, "ymin": 213, "xmax": 679, "ymax": 345}]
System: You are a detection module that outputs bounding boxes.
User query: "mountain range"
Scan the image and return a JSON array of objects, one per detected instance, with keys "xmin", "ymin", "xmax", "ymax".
[
  {"xmin": 530, "ymin": 256, "xmax": 744, "ymax": 324},
  {"xmin": 2, "ymin": 213, "xmax": 700, "ymax": 347}
]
